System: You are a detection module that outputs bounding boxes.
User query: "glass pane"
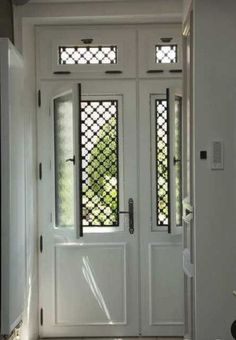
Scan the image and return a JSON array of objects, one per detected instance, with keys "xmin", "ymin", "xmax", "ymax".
[
  {"xmin": 174, "ymin": 96, "xmax": 182, "ymax": 226},
  {"xmin": 59, "ymin": 46, "xmax": 117, "ymax": 65},
  {"xmin": 54, "ymin": 93, "xmax": 74, "ymax": 227},
  {"xmin": 155, "ymin": 45, "xmax": 177, "ymax": 64},
  {"xmin": 156, "ymin": 99, "xmax": 169, "ymax": 227},
  {"xmin": 80, "ymin": 100, "xmax": 119, "ymax": 226}
]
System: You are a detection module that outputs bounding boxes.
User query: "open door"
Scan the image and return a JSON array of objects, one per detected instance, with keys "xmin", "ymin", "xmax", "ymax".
[{"xmin": 169, "ymin": 88, "xmax": 183, "ymax": 236}]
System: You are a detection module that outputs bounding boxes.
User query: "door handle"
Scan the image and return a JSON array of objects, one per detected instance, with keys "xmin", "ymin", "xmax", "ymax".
[
  {"xmin": 173, "ymin": 156, "xmax": 181, "ymax": 165},
  {"xmin": 119, "ymin": 198, "xmax": 134, "ymax": 234},
  {"xmin": 66, "ymin": 156, "xmax": 75, "ymax": 164}
]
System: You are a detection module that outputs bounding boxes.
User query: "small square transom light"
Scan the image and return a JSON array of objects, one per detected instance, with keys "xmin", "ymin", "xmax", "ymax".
[
  {"xmin": 155, "ymin": 44, "xmax": 177, "ymax": 64},
  {"xmin": 59, "ymin": 45, "xmax": 117, "ymax": 65}
]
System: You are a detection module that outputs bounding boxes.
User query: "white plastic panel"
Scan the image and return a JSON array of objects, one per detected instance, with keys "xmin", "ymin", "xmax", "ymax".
[
  {"xmin": 149, "ymin": 243, "xmax": 184, "ymax": 326},
  {"xmin": 36, "ymin": 26, "xmax": 136, "ymax": 79},
  {"xmin": 0, "ymin": 39, "xmax": 25, "ymax": 335},
  {"xmin": 55, "ymin": 244, "xmax": 127, "ymax": 325},
  {"xmin": 138, "ymin": 26, "xmax": 183, "ymax": 78}
]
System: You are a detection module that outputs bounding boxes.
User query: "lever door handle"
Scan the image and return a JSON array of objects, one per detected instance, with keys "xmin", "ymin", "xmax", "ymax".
[
  {"xmin": 119, "ymin": 198, "xmax": 134, "ymax": 234},
  {"xmin": 65, "ymin": 156, "xmax": 75, "ymax": 164},
  {"xmin": 173, "ymin": 156, "xmax": 181, "ymax": 165}
]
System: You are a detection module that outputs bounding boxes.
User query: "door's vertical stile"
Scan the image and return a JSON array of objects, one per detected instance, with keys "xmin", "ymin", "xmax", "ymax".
[
  {"xmin": 182, "ymin": 9, "xmax": 195, "ymax": 340},
  {"xmin": 167, "ymin": 88, "xmax": 174, "ymax": 235},
  {"xmin": 73, "ymin": 83, "xmax": 82, "ymax": 238}
]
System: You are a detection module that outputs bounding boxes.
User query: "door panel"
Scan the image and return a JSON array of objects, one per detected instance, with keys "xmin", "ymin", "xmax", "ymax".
[
  {"xmin": 38, "ymin": 78, "xmax": 184, "ymax": 338},
  {"xmin": 55, "ymin": 244, "xmax": 127, "ymax": 325},
  {"xmin": 38, "ymin": 80, "xmax": 139, "ymax": 338},
  {"xmin": 139, "ymin": 80, "xmax": 184, "ymax": 337}
]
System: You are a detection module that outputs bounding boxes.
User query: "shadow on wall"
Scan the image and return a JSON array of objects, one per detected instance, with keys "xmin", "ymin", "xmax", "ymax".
[
  {"xmin": 0, "ymin": 0, "xmax": 30, "ymax": 43},
  {"xmin": 0, "ymin": 0, "xmax": 13, "ymax": 42}
]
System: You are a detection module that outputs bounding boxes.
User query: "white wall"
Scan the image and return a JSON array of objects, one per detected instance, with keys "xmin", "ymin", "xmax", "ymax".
[
  {"xmin": 193, "ymin": 0, "xmax": 236, "ymax": 339},
  {"xmin": 13, "ymin": 11, "xmax": 39, "ymax": 340},
  {"xmin": 0, "ymin": 0, "xmax": 13, "ymax": 41},
  {"xmin": 183, "ymin": 0, "xmax": 191, "ymax": 24}
]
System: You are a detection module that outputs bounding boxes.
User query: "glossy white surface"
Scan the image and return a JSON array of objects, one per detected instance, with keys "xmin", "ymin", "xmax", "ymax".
[
  {"xmin": 38, "ymin": 80, "xmax": 139, "ymax": 338},
  {"xmin": 139, "ymin": 80, "xmax": 184, "ymax": 337},
  {"xmin": 149, "ymin": 244, "xmax": 184, "ymax": 325},
  {"xmin": 0, "ymin": 39, "xmax": 25, "ymax": 335},
  {"xmin": 55, "ymin": 244, "xmax": 126, "ymax": 325}
]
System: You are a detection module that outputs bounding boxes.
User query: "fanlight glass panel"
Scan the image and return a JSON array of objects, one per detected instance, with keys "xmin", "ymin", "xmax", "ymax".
[
  {"xmin": 80, "ymin": 100, "xmax": 119, "ymax": 226},
  {"xmin": 54, "ymin": 93, "xmax": 74, "ymax": 227},
  {"xmin": 59, "ymin": 46, "xmax": 117, "ymax": 65},
  {"xmin": 155, "ymin": 45, "xmax": 177, "ymax": 64},
  {"xmin": 156, "ymin": 99, "xmax": 169, "ymax": 227}
]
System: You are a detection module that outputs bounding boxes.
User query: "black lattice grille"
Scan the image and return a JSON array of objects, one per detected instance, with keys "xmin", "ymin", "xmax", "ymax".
[
  {"xmin": 155, "ymin": 45, "xmax": 177, "ymax": 64},
  {"xmin": 80, "ymin": 100, "xmax": 119, "ymax": 226},
  {"xmin": 156, "ymin": 99, "xmax": 170, "ymax": 226},
  {"xmin": 59, "ymin": 46, "xmax": 117, "ymax": 65}
]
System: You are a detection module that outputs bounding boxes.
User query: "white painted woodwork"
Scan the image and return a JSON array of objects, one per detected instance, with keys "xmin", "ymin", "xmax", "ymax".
[
  {"xmin": 139, "ymin": 80, "xmax": 184, "ymax": 337},
  {"xmin": 182, "ymin": 12, "xmax": 194, "ymax": 340},
  {"xmin": 0, "ymin": 39, "xmax": 25, "ymax": 335},
  {"xmin": 36, "ymin": 26, "xmax": 136, "ymax": 79},
  {"xmin": 55, "ymin": 244, "xmax": 127, "ymax": 325},
  {"xmin": 38, "ymin": 80, "xmax": 139, "ymax": 338},
  {"xmin": 138, "ymin": 26, "xmax": 182, "ymax": 78},
  {"xmin": 37, "ymin": 25, "xmax": 184, "ymax": 338}
]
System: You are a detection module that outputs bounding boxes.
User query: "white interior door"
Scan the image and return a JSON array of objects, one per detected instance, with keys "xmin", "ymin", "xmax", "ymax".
[
  {"xmin": 139, "ymin": 80, "xmax": 184, "ymax": 337},
  {"xmin": 38, "ymin": 80, "xmax": 139, "ymax": 338}
]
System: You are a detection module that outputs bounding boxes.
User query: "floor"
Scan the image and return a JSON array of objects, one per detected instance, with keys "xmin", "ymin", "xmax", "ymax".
[{"xmin": 42, "ymin": 338, "xmax": 184, "ymax": 340}]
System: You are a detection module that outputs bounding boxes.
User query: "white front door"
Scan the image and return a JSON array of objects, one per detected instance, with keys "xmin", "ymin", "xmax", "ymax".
[
  {"xmin": 38, "ymin": 79, "xmax": 184, "ymax": 338},
  {"xmin": 38, "ymin": 80, "xmax": 139, "ymax": 338}
]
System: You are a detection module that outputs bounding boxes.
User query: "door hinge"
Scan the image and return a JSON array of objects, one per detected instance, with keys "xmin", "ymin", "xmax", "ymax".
[
  {"xmin": 40, "ymin": 235, "xmax": 43, "ymax": 253},
  {"xmin": 39, "ymin": 162, "xmax": 42, "ymax": 180},
  {"xmin": 38, "ymin": 90, "xmax": 41, "ymax": 107},
  {"xmin": 40, "ymin": 308, "xmax": 43, "ymax": 326}
]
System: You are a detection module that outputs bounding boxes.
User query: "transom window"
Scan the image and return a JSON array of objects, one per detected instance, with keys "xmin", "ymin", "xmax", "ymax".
[
  {"xmin": 59, "ymin": 46, "xmax": 117, "ymax": 65},
  {"xmin": 155, "ymin": 45, "xmax": 177, "ymax": 64}
]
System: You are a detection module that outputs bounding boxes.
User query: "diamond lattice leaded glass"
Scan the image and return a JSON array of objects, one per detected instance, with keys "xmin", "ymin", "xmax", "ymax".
[
  {"xmin": 59, "ymin": 46, "xmax": 117, "ymax": 65},
  {"xmin": 155, "ymin": 45, "xmax": 177, "ymax": 64},
  {"xmin": 156, "ymin": 99, "xmax": 170, "ymax": 226},
  {"xmin": 54, "ymin": 93, "xmax": 74, "ymax": 227},
  {"xmin": 80, "ymin": 100, "xmax": 119, "ymax": 226}
]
